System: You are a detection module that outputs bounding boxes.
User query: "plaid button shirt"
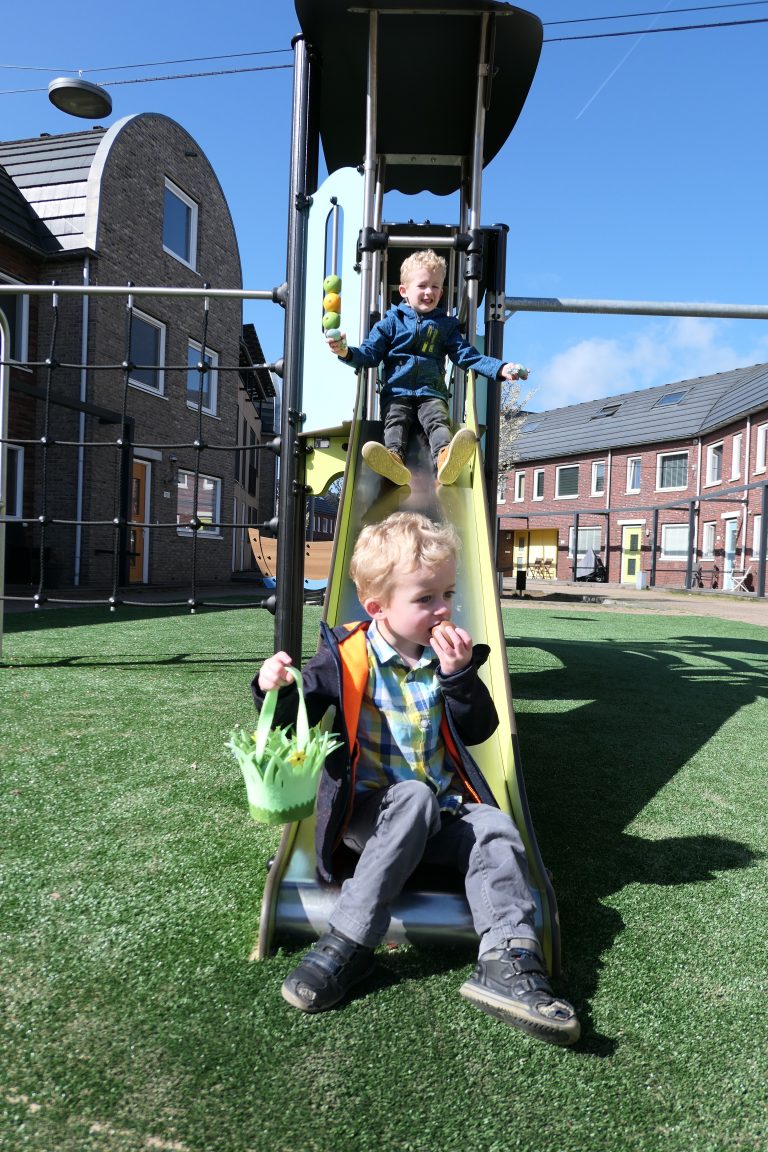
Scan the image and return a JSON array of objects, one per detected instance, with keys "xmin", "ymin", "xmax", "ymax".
[{"xmin": 354, "ymin": 621, "xmax": 463, "ymax": 812}]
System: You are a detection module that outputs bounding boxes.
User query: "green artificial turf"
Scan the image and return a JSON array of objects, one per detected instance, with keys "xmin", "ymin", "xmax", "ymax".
[{"xmin": 1, "ymin": 602, "xmax": 767, "ymax": 1152}]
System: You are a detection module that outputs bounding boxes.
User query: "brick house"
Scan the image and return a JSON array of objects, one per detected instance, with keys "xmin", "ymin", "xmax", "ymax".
[
  {"xmin": 1, "ymin": 117, "xmax": 268, "ymax": 592},
  {"xmin": 497, "ymin": 366, "xmax": 768, "ymax": 592}
]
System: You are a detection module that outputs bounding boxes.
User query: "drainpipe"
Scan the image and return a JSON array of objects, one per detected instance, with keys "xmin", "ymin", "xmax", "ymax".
[{"xmin": 74, "ymin": 257, "xmax": 89, "ymax": 586}]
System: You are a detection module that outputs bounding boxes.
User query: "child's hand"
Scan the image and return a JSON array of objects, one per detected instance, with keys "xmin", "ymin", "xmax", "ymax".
[
  {"xmin": 325, "ymin": 331, "xmax": 348, "ymax": 357},
  {"xmin": 258, "ymin": 651, "xmax": 295, "ymax": 693},
  {"xmin": 430, "ymin": 622, "xmax": 473, "ymax": 676},
  {"xmin": 501, "ymin": 362, "xmax": 529, "ymax": 382}
]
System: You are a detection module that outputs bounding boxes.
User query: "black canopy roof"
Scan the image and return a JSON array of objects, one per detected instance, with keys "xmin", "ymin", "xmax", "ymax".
[{"xmin": 293, "ymin": 0, "xmax": 542, "ymax": 196}]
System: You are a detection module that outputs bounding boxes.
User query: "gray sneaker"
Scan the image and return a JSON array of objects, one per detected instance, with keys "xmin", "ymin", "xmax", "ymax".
[{"xmin": 460, "ymin": 946, "xmax": 580, "ymax": 1046}]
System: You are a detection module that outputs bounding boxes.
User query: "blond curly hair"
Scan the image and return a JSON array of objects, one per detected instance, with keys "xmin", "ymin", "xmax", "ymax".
[
  {"xmin": 398, "ymin": 249, "xmax": 446, "ymax": 288},
  {"xmin": 350, "ymin": 512, "xmax": 460, "ymax": 604}
]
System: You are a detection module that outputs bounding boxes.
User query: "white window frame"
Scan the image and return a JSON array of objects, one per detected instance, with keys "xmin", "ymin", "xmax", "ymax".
[
  {"xmin": 128, "ymin": 309, "xmax": 166, "ymax": 395},
  {"xmin": 701, "ymin": 521, "xmax": 716, "ymax": 560},
  {"xmin": 751, "ymin": 514, "xmax": 763, "ymax": 559},
  {"xmin": 657, "ymin": 451, "xmax": 688, "ymax": 492},
  {"xmin": 626, "ymin": 456, "xmax": 641, "ymax": 494},
  {"xmin": 514, "ymin": 471, "xmax": 525, "ymax": 502},
  {"xmin": 0, "ymin": 274, "xmax": 29, "ymax": 364},
  {"xmin": 163, "ymin": 177, "xmax": 198, "ymax": 270},
  {"xmin": 567, "ymin": 525, "xmax": 601, "ymax": 559},
  {"xmin": 187, "ymin": 340, "xmax": 219, "ymax": 417},
  {"xmin": 591, "ymin": 460, "xmax": 606, "ymax": 497},
  {"xmin": 555, "ymin": 464, "xmax": 579, "ymax": 499},
  {"xmin": 3, "ymin": 443, "xmax": 24, "ymax": 517},
  {"xmin": 661, "ymin": 523, "xmax": 690, "ymax": 560},
  {"xmin": 705, "ymin": 441, "xmax": 724, "ymax": 486},
  {"xmin": 731, "ymin": 433, "xmax": 743, "ymax": 480},
  {"xmin": 533, "ymin": 468, "xmax": 544, "ymax": 501},
  {"xmin": 176, "ymin": 469, "xmax": 222, "ymax": 538},
  {"xmin": 496, "ymin": 473, "xmax": 506, "ymax": 504},
  {"xmin": 755, "ymin": 423, "xmax": 768, "ymax": 474}
]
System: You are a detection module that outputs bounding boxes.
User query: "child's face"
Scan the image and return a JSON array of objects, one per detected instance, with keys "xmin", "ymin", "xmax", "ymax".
[
  {"xmin": 400, "ymin": 267, "xmax": 444, "ymax": 314},
  {"xmin": 365, "ymin": 558, "xmax": 456, "ymax": 659}
]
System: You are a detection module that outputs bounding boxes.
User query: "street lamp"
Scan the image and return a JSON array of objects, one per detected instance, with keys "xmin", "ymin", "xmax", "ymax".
[{"xmin": 48, "ymin": 77, "xmax": 112, "ymax": 119}]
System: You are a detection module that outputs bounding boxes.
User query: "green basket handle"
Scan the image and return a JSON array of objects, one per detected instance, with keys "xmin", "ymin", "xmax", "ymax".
[{"xmin": 254, "ymin": 667, "xmax": 309, "ymax": 762}]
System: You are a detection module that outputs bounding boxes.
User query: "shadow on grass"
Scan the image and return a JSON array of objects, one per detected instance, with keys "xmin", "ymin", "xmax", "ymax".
[{"xmin": 506, "ymin": 627, "xmax": 768, "ymax": 1054}]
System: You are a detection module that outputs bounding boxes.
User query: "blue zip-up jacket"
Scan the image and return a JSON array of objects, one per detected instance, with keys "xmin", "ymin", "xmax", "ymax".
[
  {"xmin": 251, "ymin": 621, "xmax": 500, "ymax": 884},
  {"xmin": 343, "ymin": 302, "xmax": 505, "ymax": 402}
]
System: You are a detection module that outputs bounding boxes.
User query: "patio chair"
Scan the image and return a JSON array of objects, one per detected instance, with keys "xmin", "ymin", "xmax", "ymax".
[{"xmin": 731, "ymin": 566, "xmax": 753, "ymax": 593}]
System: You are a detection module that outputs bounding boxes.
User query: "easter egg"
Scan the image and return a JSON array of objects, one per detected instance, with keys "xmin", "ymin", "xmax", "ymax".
[
  {"xmin": 322, "ymin": 312, "xmax": 341, "ymax": 330},
  {"xmin": 323, "ymin": 292, "xmax": 341, "ymax": 313},
  {"xmin": 323, "ymin": 274, "xmax": 342, "ymax": 294}
]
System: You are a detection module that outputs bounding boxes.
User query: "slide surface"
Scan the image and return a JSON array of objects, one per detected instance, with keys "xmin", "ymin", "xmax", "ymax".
[{"xmin": 256, "ymin": 374, "xmax": 560, "ymax": 974}]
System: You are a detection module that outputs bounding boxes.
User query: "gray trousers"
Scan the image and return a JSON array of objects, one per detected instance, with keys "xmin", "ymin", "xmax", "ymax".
[
  {"xmin": 330, "ymin": 778, "xmax": 539, "ymax": 957},
  {"xmin": 381, "ymin": 396, "xmax": 452, "ymax": 467}
]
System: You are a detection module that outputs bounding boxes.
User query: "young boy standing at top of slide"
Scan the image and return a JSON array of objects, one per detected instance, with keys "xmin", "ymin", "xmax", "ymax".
[{"xmin": 327, "ymin": 250, "xmax": 528, "ymax": 487}]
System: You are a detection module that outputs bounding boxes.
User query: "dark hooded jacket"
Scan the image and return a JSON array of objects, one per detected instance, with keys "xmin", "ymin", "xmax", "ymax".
[
  {"xmin": 251, "ymin": 620, "xmax": 500, "ymax": 883},
  {"xmin": 342, "ymin": 302, "xmax": 506, "ymax": 402}
]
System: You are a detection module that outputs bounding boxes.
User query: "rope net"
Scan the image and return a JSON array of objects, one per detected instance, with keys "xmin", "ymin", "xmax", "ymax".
[{"xmin": 1, "ymin": 285, "xmax": 280, "ymax": 614}]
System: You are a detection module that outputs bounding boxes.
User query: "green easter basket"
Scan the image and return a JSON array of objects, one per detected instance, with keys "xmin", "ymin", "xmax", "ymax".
[{"xmin": 227, "ymin": 668, "xmax": 342, "ymax": 826}]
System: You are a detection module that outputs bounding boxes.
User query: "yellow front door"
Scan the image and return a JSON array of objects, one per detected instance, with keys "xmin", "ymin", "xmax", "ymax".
[
  {"xmin": 129, "ymin": 460, "xmax": 148, "ymax": 583},
  {"xmin": 621, "ymin": 525, "xmax": 642, "ymax": 584}
]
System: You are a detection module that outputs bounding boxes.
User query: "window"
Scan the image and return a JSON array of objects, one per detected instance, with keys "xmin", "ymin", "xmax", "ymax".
[
  {"xmin": 591, "ymin": 461, "xmax": 606, "ymax": 496},
  {"xmin": 129, "ymin": 310, "xmax": 166, "ymax": 394},
  {"xmin": 731, "ymin": 433, "xmax": 742, "ymax": 480},
  {"xmin": 702, "ymin": 521, "xmax": 716, "ymax": 560},
  {"xmin": 657, "ymin": 452, "xmax": 688, "ymax": 491},
  {"xmin": 556, "ymin": 464, "xmax": 579, "ymax": 499},
  {"xmin": 661, "ymin": 523, "xmax": 690, "ymax": 560},
  {"xmin": 0, "ymin": 276, "xmax": 29, "ymax": 363},
  {"xmin": 568, "ymin": 525, "xmax": 601, "ymax": 559},
  {"xmin": 705, "ymin": 442, "xmax": 723, "ymax": 485},
  {"xmin": 496, "ymin": 473, "xmax": 506, "ymax": 504},
  {"xmin": 520, "ymin": 420, "xmax": 541, "ymax": 434},
  {"xmin": 654, "ymin": 389, "xmax": 689, "ymax": 408},
  {"xmin": 533, "ymin": 468, "xmax": 544, "ymax": 501},
  {"xmin": 626, "ymin": 457, "xmax": 641, "ymax": 493},
  {"xmin": 752, "ymin": 515, "xmax": 764, "ymax": 559},
  {"xmin": 591, "ymin": 403, "xmax": 621, "ymax": 420},
  {"xmin": 187, "ymin": 340, "xmax": 219, "ymax": 415},
  {"xmin": 3, "ymin": 444, "xmax": 23, "ymax": 517},
  {"xmin": 755, "ymin": 424, "xmax": 768, "ymax": 473},
  {"xmin": 176, "ymin": 470, "xmax": 221, "ymax": 536},
  {"xmin": 514, "ymin": 471, "xmax": 525, "ymax": 502},
  {"xmin": 163, "ymin": 178, "xmax": 198, "ymax": 269}
]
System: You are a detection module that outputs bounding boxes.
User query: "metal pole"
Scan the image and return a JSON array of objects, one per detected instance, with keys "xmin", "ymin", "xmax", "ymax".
[
  {"xmin": 275, "ymin": 34, "xmax": 318, "ymax": 662},
  {"xmin": 458, "ymin": 10, "xmax": 491, "ymax": 426},
  {"xmin": 483, "ymin": 224, "xmax": 507, "ymax": 525},
  {"xmin": 686, "ymin": 500, "xmax": 697, "ymax": 589},
  {"xmin": 0, "ymin": 310, "xmax": 9, "ymax": 656},
  {"xmin": 759, "ymin": 482, "xmax": 768, "ymax": 598},
  {"xmin": 360, "ymin": 9, "xmax": 379, "ymax": 420},
  {"xmin": 505, "ymin": 296, "xmax": 768, "ymax": 321}
]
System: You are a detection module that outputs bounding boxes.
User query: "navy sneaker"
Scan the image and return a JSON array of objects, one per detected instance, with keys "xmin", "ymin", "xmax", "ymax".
[
  {"xmin": 460, "ymin": 946, "xmax": 580, "ymax": 1046},
  {"xmin": 281, "ymin": 929, "xmax": 375, "ymax": 1013}
]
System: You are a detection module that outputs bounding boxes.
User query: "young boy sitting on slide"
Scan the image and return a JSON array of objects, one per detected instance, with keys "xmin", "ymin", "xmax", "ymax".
[
  {"xmin": 327, "ymin": 249, "xmax": 528, "ymax": 487},
  {"xmin": 253, "ymin": 511, "xmax": 579, "ymax": 1046}
]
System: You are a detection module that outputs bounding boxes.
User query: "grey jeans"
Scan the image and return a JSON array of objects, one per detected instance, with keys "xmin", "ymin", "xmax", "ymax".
[
  {"xmin": 329, "ymin": 778, "xmax": 540, "ymax": 957},
  {"xmin": 381, "ymin": 396, "xmax": 453, "ymax": 467}
]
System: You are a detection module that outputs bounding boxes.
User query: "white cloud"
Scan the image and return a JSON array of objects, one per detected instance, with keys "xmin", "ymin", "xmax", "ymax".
[{"xmin": 532, "ymin": 318, "xmax": 768, "ymax": 411}]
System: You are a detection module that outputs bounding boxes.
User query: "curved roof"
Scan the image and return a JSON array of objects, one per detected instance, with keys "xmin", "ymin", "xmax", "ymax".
[{"xmin": 294, "ymin": 0, "xmax": 542, "ymax": 196}]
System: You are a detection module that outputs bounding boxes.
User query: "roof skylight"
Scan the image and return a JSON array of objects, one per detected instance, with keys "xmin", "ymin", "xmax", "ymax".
[{"xmin": 654, "ymin": 389, "xmax": 689, "ymax": 408}]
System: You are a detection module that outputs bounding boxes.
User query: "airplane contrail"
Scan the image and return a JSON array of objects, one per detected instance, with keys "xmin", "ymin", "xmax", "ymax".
[{"xmin": 575, "ymin": 0, "xmax": 674, "ymax": 120}]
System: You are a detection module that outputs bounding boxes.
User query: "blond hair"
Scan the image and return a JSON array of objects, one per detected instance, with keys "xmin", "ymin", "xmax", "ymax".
[
  {"xmin": 399, "ymin": 249, "xmax": 446, "ymax": 288},
  {"xmin": 350, "ymin": 512, "xmax": 460, "ymax": 604}
]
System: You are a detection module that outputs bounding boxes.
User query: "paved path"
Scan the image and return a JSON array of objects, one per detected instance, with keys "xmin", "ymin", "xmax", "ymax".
[{"xmin": 501, "ymin": 579, "xmax": 768, "ymax": 629}]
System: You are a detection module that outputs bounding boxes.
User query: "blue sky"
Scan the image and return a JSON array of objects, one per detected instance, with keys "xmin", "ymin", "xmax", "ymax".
[{"xmin": 5, "ymin": 1, "xmax": 768, "ymax": 413}]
